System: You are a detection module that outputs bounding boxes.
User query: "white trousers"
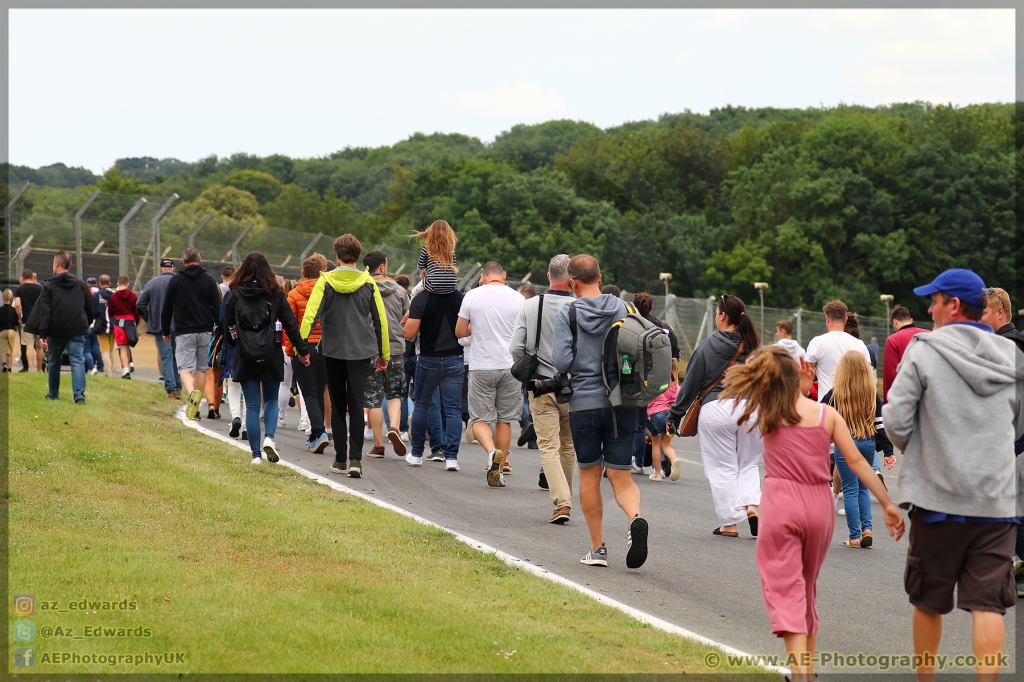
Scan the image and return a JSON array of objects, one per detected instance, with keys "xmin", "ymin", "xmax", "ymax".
[
  {"xmin": 697, "ymin": 398, "xmax": 763, "ymax": 526},
  {"xmin": 226, "ymin": 380, "xmax": 242, "ymax": 421}
]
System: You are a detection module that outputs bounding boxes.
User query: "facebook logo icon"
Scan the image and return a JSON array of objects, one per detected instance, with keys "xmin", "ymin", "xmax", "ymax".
[{"xmin": 13, "ymin": 646, "xmax": 34, "ymax": 668}]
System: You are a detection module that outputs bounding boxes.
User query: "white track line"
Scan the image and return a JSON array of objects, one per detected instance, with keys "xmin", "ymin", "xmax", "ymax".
[{"xmin": 178, "ymin": 409, "xmax": 786, "ymax": 675}]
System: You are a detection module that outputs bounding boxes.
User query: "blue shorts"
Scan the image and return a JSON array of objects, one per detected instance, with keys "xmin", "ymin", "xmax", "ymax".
[
  {"xmin": 647, "ymin": 410, "xmax": 669, "ymax": 436},
  {"xmin": 569, "ymin": 407, "xmax": 645, "ymax": 470}
]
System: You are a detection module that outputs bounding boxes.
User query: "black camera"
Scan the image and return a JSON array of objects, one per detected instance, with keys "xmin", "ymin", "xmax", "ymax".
[{"xmin": 529, "ymin": 373, "xmax": 573, "ymax": 404}]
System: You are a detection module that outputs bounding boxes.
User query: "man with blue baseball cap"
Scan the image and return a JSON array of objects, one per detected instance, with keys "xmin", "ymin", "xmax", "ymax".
[{"xmin": 883, "ymin": 268, "xmax": 1024, "ymax": 680}]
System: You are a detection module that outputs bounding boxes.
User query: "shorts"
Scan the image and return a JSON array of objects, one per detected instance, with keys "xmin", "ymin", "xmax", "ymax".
[
  {"xmin": 112, "ymin": 316, "xmax": 134, "ymax": 348},
  {"xmin": 0, "ymin": 329, "xmax": 17, "ymax": 359},
  {"xmin": 20, "ymin": 330, "xmax": 41, "ymax": 348},
  {"xmin": 468, "ymin": 368, "xmax": 523, "ymax": 424},
  {"xmin": 647, "ymin": 410, "xmax": 669, "ymax": 436},
  {"xmin": 96, "ymin": 333, "xmax": 115, "ymax": 353},
  {"xmin": 174, "ymin": 332, "xmax": 212, "ymax": 373},
  {"xmin": 570, "ymin": 406, "xmax": 645, "ymax": 470},
  {"xmin": 364, "ymin": 354, "xmax": 408, "ymax": 405},
  {"xmin": 904, "ymin": 508, "xmax": 1017, "ymax": 615}
]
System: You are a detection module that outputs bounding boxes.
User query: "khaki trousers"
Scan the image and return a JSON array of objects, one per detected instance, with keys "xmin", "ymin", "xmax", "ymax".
[{"xmin": 529, "ymin": 391, "xmax": 577, "ymax": 509}]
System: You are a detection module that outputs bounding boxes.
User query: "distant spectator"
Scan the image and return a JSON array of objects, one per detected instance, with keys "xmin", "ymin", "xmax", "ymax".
[
  {"xmin": 882, "ymin": 305, "xmax": 928, "ymax": 403},
  {"xmin": 805, "ymin": 300, "xmax": 871, "ymax": 398},
  {"xmin": 774, "ymin": 320, "xmax": 805, "ymax": 363},
  {"xmin": 0, "ymin": 289, "xmax": 19, "ymax": 371},
  {"xmin": 138, "ymin": 259, "xmax": 181, "ymax": 398},
  {"xmin": 14, "ymin": 269, "xmax": 42, "ymax": 372},
  {"xmin": 92, "ymin": 275, "xmax": 115, "ymax": 377},
  {"xmin": 24, "ymin": 251, "xmax": 94, "ymax": 404},
  {"xmin": 219, "ymin": 265, "xmax": 234, "ymax": 298},
  {"xmin": 518, "ymin": 284, "xmax": 537, "ymax": 299},
  {"xmin": 866, "ymin": 336, "xmax": 879, "ymax": 367},
  {"xmin": 601, "ymin": 284, "xmax": 621, "ymax": 298},
  {"xmin": 982, "ymin": 287, "xmax": 1024, "ymax": 354},
  {"xmin": 108, "ymin": 275, "xmax": 140, "ymax": 380}
]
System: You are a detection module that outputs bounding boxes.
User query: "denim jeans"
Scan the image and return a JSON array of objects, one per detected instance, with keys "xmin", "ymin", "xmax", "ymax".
[
  {"xmin": 411, "ymin": 355, "xmax": 464, "ymax": 460},
  {"xmin": 46, "ymin": 335, "xmax": 86, "ymax": 402},
  {"xmin": 239, "ymin": 379, "xmax": 280, "ymax": 457},
  {"xmin": 836, "ymin": 437, "xmax": 874, "ymax": 540},
  {"xmin": 154, "ymin": 334, "xmax": 180, "ymax": 393},
  {"xmin": 85, "ymin": 329, "xmax": 102, "ymax": 372}
]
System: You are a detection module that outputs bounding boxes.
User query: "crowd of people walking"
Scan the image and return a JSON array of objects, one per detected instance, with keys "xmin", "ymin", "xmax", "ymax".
[{"xmin": 22, "ymin": 224, "xmax": 1024, "ymax": 680}]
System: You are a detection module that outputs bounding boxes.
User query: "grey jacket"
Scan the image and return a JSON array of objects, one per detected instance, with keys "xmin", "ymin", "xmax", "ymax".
[
  {"xmin": 552, "ymin": 294, "xmax": 627, "ymax": 412},
  {"xmin": 373, "ymin": 275, "xmax": 409, "ymax": 359},
  {"xmin": 882, "ymin": 323, "xmax": 1024, "ymax": 518},
  {"xmin": 136, "ymin": 271, "xmax": 174, "ymax": 336},
  {"xmin": 509, "ymin": 290, "xmax": 574, "ymax": 379},
  {"xmin": 668, "ymin": 331, "xmax": 749, "ymax": 425}
]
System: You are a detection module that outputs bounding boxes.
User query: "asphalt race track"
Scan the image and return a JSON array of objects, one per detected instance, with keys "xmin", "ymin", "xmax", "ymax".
[{"xmin": 197, "ymin": 410, "xmax": 1017, "ymax": 675}]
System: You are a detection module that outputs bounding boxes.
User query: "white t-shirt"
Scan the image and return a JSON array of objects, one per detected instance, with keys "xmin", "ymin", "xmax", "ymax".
[
  {"xmin": 457, "ymin": 284, "xmax": 525, "ymax": 370},
  {"xmin": 805, "ymin": 331, "xmax": 872, "ymax": 397}
]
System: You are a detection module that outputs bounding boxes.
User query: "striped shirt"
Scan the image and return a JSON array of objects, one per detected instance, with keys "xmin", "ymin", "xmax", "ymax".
[{"xmin": 417, "ymin": 246, "xmax": 459, "ymax": 294}]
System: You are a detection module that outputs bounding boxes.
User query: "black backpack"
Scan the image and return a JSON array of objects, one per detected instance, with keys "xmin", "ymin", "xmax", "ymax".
[{"xmin": 234, "ymin": 295, "xmax": 276, "ymax": 364}]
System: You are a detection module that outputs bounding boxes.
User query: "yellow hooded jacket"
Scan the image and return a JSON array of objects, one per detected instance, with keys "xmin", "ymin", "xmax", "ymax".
[{"xmin": 300, "ymin": 266, "xmax": 390, "ymax": 361}]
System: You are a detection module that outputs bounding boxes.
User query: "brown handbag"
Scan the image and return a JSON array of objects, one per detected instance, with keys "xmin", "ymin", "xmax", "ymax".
[{"xmin": 678, "ymin": 342, "xmax": 744, "ymax": 437}]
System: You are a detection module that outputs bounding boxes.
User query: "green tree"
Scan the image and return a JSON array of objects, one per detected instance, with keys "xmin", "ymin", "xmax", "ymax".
[
  {"xmin": 225, "ymin": 170, "xmax": 282, "ymax": 205},
  {"xmin": 186, "ymin": 185, "xmax": 260, "ymax": 221},
  {"xmin": 96, "ymin": 166, "xmax": 147, "ymax": 195}
]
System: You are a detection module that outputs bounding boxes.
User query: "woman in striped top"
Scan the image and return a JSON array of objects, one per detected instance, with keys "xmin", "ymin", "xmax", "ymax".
[{"xmin": 415, "ymin": 219, "xmax": 459, "ymax": 294}]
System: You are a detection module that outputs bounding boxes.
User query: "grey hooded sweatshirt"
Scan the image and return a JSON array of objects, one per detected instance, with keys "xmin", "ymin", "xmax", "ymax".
[
  {"xmin": 882, "ymin": 322, "xmax": 1024, "ymax": 518},
  {"xmin": 552, "ymin": 294, "xmax": 627, "ymax": 413},
  {"xmin": 668, "ymin": 330, "xmax": 750, "ymax": 426},
  {"xmin": 372, "ymin": 275, "xmax": 410, "ymax": 359}
]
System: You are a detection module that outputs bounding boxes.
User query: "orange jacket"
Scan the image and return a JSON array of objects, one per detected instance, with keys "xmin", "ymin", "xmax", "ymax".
[{"xmin": 285, "ymin": 278, "xmax": 321, "ymax": 355}]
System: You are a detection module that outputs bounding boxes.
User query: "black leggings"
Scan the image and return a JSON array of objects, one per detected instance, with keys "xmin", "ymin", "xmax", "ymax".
[{"xmin": 324, "ymin": 356, "xmax": 370, "ymax": 462}]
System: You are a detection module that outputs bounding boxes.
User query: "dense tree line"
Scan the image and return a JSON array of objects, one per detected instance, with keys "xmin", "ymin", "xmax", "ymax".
[{"xmin": 4, "ymin": 101, "xmax": 1020, "ymax": 318}]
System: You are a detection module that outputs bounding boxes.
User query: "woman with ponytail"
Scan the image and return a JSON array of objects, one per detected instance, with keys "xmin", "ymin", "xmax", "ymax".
[
  {"xmin": 668, "ymin": 294, "xmax": 763, "ymax": 537},
  {"xmin": 720, "ymin": 346, "xmax": 903, "ymax": 682}
]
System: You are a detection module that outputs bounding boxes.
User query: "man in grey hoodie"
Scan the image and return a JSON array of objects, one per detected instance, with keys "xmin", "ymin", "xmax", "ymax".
[
  {"xmin": 363, "ymin": 251, "xmax": 409, "ymax": 459},
  {"xmin": 552, "ymin": 254, "xmax": 648, "ymax": 570},
  {"xmin": 883, "ymin": 268, "xmax": 1024, "ymax": 680}
]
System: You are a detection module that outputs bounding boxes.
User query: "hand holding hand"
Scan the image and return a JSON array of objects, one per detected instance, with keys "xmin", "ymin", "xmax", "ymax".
[
  {"xmin": 163, "ymin": 335, "xmax": 171, "ymax": 343},
  {"xmin": 884, "ymin": 455, "xmax": 896, "ymax": 470}
]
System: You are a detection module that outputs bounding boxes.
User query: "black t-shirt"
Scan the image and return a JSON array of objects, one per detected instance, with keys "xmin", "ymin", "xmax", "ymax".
[
  {"xmin": 14, "ymin": 283, "xmax": 42, "ymax": 324},
  {"xmin": 409, "ymin": 290, "xmax": 464, "ymax": 357}
]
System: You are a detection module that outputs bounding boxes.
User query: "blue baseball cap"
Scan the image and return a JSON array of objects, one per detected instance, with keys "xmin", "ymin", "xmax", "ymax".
[{"xmin": 913, "ymin": 268, "xmax": 987, "ymax": 307}]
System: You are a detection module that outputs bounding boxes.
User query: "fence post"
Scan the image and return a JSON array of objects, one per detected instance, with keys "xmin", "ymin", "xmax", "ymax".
[
  {"xmin": 5, "ymin": 181, "xmax": 30, "ymax": 280},
  {"xmin": 150, "ymin": 194, "xmax": 179, "ymax": 279},
  {"xmin": 188, "ymin": 214, "xmax": 213, "ymax": 248},
  {"xmin": 13, "ymin": 235, "xmax": 33, "ymax": 277},
  {"xmin": 457, "ymin": 262, "xmax": 482, "ymax": 291},
  {"xmin": 796, "ymin": 308, "xmax": 803, "ymax": 347},
  {"xmin": 229, "ymin": 221, "xmax": 255, "ymax": 265},
  {"xmin": 73, "ymin": 189, "xmax": 101, "ymax": 279},
  {"xmin": 118, "ymin": 198, "xmax": 148, "ymax": 277},
  {"xmin": 298, "ymin": 232, "xmax": 323, "ymax": 261}
]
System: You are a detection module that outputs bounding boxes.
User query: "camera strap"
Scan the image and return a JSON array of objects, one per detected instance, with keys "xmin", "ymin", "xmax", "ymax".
[
  {"xmin": 532, "ymin": 295, "xmax": 544, "ymax": 353},
  {"xmin": 568, "ymin": 302, "xmax": 578, "ymax": 364}
]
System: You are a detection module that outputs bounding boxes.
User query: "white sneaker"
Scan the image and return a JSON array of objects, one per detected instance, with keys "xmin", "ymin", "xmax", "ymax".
[
  {"xmin": 363, "ymin": 426, "xmax": 373, "ymax": 441},
  {"xmin": 631, "ymin": 463, "xmax": 644, "ymax": 475},
  {"xmin": 838, "ymin": 508, "xmax": 846, "ymax": 516},
  {"xmin": 406, "ymin": 453, "xmax": 423, "ymax": 467},
  {"xmin": 649, "ymin": 471, "xmax": 663, "ymax": 482},
  {"xmin": 251, "ymin": 456, "xmax": 263, "ymax": 465},
  {"xmin": 446, "ymin": 459, "xmax": 460, "ymax": 471},
  {"xmin": 304, "ymin": 425, "xmax": 312, "ymax": 436},
  {"xmin": 129, "ymin": 362, "xmax": 135, "ymax": 373},
  {"xmin": 278, "ymin": 415, "xmax": 287, "ymax": 425},
  {"xmin": 400, "ymin": 431, "xmax": 410, "ymax": 442},
  {"xmin": 298, "ymin": 418, "xmax": 310, "ymax": 432},
  {"xmin": 262, "ymin": 437, "xmax": 280, "ymax": 463},
  {"xmin": 89, "ymin": 367, "xmax": 98, "ymax": 376}
]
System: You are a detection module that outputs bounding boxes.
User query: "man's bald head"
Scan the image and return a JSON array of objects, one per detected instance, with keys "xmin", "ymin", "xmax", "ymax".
[{"xmin": 567, "ymin": 254, "xmax": 601, "ymax": 285}]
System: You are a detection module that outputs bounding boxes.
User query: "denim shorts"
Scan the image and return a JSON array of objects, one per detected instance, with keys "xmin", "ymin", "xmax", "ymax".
[
  {"xmin": 569, "ymin": 406, "xmax": 645, "ymax": 470},
  {"xmin": 647, "ymin": 410, "xmax": 669, "ymax": 436}
]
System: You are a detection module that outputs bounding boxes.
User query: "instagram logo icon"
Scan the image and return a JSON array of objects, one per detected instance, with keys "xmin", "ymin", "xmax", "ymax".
[{"xmin": 13, "ymin": 595, "xmax": 34, "ymax": 616}]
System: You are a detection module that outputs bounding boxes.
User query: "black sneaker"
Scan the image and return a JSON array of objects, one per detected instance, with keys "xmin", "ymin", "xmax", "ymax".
[
  {"xmin": 75, "ymin": 398, "xmax": 86, "ymax": 405},
  {"xmin": 538, "ymin": 468, "xmax": 549, "ymax": 490},
  {"xmin": 625, "ymin": 516, "xmax": 649, "ymax": 569},
  {"xmin": 580, "ymin": 544, "xmax": 608, "ymax": 566},
  {"xmin": 517, "ymin": 422, "xmax": 536, "ymax": 447},
  {"xmin": 229, "ymin": 418, "xmax": 241, "ymax": 438},
  {"xmin": 241, "ymin": 429, "xmax": 247, "ymax": 440}
]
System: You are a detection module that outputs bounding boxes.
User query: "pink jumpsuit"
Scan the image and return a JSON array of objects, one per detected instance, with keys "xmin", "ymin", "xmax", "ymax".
[{"xmin": 756, "ymin": 404, "xmax": 835, "ymax": 636}]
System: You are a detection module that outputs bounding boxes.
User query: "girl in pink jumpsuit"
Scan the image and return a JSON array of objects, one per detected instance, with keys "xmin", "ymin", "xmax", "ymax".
[{"xmin": 721, "ymin": 346, "xmax": 903, "ymax": 682}]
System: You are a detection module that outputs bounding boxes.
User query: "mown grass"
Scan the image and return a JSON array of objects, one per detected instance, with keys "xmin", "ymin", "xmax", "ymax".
[{"xmin": 7, "ymin": 373, "xmax": 772, "ymax": 676}]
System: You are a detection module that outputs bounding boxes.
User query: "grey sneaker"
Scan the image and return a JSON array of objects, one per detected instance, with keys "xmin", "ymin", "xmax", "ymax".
[
  {"xmin": 580, "ymin": 544, "xmax": 608, "ymax": 567},
  {"xmin": 427, "ymin": 449, "xmax": 445, "ymax": 462},
  {"xmin": 625, "ymin": 516, "xmax": 649, "ymax": 569}
]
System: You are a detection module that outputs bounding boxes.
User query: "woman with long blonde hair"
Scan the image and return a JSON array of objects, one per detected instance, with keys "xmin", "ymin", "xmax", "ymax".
[
  {"xmin": 721, "ymin": 346, "xmax": 902, "ymax": 681},
  {"xmin": 414, "ymin": 219, "xmax": 459, "ymax": 294},
  {"xmin": 820, "ymin": 350, "xmax": 895, "ymax": 548}
]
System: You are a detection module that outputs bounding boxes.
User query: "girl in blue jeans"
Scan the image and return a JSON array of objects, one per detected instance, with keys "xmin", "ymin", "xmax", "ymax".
[
  {"xmin": 822, "ymin": 350, "xmax": 895, "ymax": 548},
  {"xmin": 223, "ymin": 252, "xmax": 310, "ymax": 464}
]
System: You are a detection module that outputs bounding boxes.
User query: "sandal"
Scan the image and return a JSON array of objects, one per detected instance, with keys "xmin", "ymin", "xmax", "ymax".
[
  {"xmin": 747, "ymin": 510, "xmax": 759, "ymax": 538},
  {"xmin": 860, "ymin": 532, "xmax": 873, "ymax": 548},
  {"xmin": 842, "ymin": 539, "xmax": 862, "ymax": 548},
  {"xmin": 712, "ymin": 527, "xmax": 739, "ymax": 537}
]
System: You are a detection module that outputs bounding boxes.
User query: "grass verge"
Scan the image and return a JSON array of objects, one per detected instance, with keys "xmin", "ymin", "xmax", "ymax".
[{"xmin": 8, "ymin": 373, "xmax": 772, "ymax": 676}]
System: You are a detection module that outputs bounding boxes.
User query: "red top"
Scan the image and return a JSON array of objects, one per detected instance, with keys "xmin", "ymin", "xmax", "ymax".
[
  {"xmin": 882, "ymin": 324, "xmax": 928, "ymax": 402},
  {"xmin": 761, "ymin": 404, "xmax": 832, "ymax": 485},
  {"xmin": 107, "ymin": 288, "xmax": 140, "ymax": 322}
]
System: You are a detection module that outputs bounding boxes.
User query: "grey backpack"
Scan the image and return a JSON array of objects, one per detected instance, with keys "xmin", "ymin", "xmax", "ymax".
[{"xmin": 602, "ymin": 303, "xmax": 673, "ymax": 409}]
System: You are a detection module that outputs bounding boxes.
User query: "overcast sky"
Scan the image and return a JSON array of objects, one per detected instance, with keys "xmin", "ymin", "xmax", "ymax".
[{"xmin": 10, "ymin": 7, "xmax": 1015, "ymax": 173}]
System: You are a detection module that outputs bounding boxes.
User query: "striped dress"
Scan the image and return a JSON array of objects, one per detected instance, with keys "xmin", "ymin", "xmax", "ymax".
[{"xmin": 417, "ymin": 246, "xmax": 459, "ymax": 294}]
